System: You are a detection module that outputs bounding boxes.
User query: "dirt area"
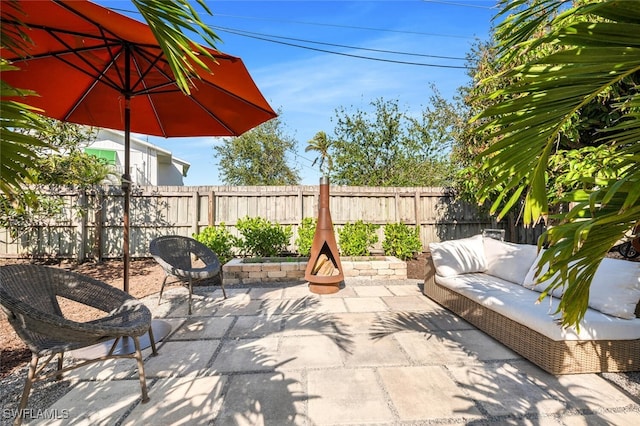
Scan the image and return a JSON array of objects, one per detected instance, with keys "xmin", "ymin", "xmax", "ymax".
[{"xmin": 406, "ymin": 252, "xmax": 427, "ymax": 281}]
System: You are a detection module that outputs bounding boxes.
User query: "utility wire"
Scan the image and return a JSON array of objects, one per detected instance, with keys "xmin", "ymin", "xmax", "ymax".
[
  {"xmin": 212, "ymin": 26, "xmax": 467, "ymax": 61},
  {"xmin": 213, "ymin": 27, "xmax": 468, "ymax": 69},
  {"xmin": 212, "ymin": 13, "xmax": 475, "ymax": 39},
  {"xmin": 108, "ymin": 6, "xmax": 472, "ymax": 68},
  {"xmin": 423, "ymin": 0, "xmax": 497, "ymax": 10}
]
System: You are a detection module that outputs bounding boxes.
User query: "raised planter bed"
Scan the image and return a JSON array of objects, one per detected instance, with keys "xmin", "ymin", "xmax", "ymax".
[{"xmin": 222, "ymin": 256, "xmax": 407, "ymax": 285}]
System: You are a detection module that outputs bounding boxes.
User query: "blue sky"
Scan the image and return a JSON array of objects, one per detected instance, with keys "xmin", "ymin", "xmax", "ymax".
[{"xmin": 105, "ymin": 0, "xmax": 496, "ymax": 185}]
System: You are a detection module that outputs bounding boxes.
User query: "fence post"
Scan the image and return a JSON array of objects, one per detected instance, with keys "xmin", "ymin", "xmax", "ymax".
[
  {"xmin": 298, "ymin": 186, "xmax": 304, "ymax": 222},
  {"xmin": 208, "ymin": 190, "xmax": 215, "ymax": 226},
  {"xmin": 192, "ymin": 191, "xmax": 199, "ymax": 236},
  {"xmin": 76, "ymin": 189, "xmax": 87, "ymax": 262},
  {"xmin": 94, "ymin": 190, "xmax": 104, "ymax": 261},
  {"xmin": 414, "ymin": 190, "xmax": 424, "ymax": 251}
]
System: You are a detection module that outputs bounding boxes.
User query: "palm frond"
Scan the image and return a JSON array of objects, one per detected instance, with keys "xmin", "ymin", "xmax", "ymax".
[
  {"xmin": 132, "ymin": 0, "xmax": 222, "ymax": 94},
  {"xmin": 474, "ymin": 0, "xmax": 640, "ymax": 326}
]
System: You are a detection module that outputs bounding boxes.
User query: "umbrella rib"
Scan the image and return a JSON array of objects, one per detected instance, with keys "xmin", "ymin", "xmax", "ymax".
[
  {"xmin": 198, "ymin": 78, "xmax": 277, "ymax": 118},
  {"xmin": 63, "ymin": 53, "xmax": 125, "ymax": 122},
  {"xmin": 42, "ymin": 28, "xmax": 127, "ymax": 94},
  {"xmin": 0, "ymin": 20, "xmax": 125, "ymax": 45},
  {"xmin": 129, "ymin": 51, "xmax": 168, "ymax": 136},
  {"xmin": 186, "ymin": 95, "xmax": 236, "ymax": 135},
  {"xmin": 2, "ymin": 39, "xmax": 121, "ymax": 62},
  {"xmin": 129, "ymin": 46, "xmax": 172, "ymax": 95}
]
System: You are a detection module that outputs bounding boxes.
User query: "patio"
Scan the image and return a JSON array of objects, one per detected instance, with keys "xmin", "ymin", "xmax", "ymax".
[{"xmin": 3, "ymin": 278, "xmax": 640, "ymax": 425}]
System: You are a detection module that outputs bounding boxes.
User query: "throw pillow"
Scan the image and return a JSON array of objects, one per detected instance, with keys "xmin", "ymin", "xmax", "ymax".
[
  {"xmin": 483, "ymin": 237, "xmax": 539, "ymax": 285},
  {"xmin": 588, "ymin": 258, "xmax": 640, "ymax": 319},
  {"xmin": 428, "ymin": 234, "xmax": 487, "ymax": 277},
  {"xmin": 522, "ymin": 250, "xmax": 567, "ymax": 297}
]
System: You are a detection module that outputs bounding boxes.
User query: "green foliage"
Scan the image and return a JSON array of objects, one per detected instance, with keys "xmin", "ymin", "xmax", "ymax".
[
  {"xmin": 0, "ymin": 63, "xmax": 50, "ymax": 200},
  {"xmin": 305, "ymin": 131, "xmax": 333, "ymax": 175},
  {"xmin": 470, "ymin": 0, "xmax": 640, "ymax": 326},
  {"xmin": 547, "ymin": 145, "xmax": 632, "ymax": 205},
  {"xmin": 236, "ymin": 216, "xmax": 293, "ymax": 257},
  {"xmin": 36, "ymin": 152, "xmax": 112, "ymax": 186},
  {"xmin": 338, "ymin": 220, "xmax": 380, "ymax": 256},
  {"xmin": 131, "ymin": 0, "xmax": 221, "ymax": 94},
  {"xmin": 214, "ymin": 114, "xmax": 301, "ymax": 185},
  {"xmin": 295, "ymin": 217, "xmax": 317, "ymax": 256},
  {"xmin": 0, "ymin": 192, "xmax": 65, "ymax": 237},
  {"xmin": 330, "ymin": 95, "xmax": 458, "ymax": 187},
  {"xmin": 382, "ymin": 223, "xmax": 423, "ymax": 261},
  {"xmin": 0, "ymin": 118, "xmax": 111, "ymax": 232},
  {"xmin": 193, "ymin": 223, "xmax": 239, "ymax": 265},
  {"xmin": 0, "ymin": 117, "xmax": 108, "ymax": 235}
]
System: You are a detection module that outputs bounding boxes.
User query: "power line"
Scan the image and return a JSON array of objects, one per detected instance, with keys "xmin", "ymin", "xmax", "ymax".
[
  {"xmin": 423, "ymin": 0, "xmax": 497, "ymax": 10},
  {"xmin": 107, "ymin": 5, "xmax": 472, "ymax": 68},
  {"xmin": 212, "ymin": 13, "xmax": 475, "ymax": 40},
  {"xmin": 213, "ymin": 27, "xmax": 468, "ymax": 69},
  {"xmin": 213, "ymin": 26, "xmax": 467, "ymax": 61}
]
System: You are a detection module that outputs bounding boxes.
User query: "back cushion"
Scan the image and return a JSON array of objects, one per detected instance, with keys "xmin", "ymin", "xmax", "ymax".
[
  {"xmin": 483, "ymin": 237, "xmax": 539, "ymax": 285},
  {"xmin": 524, "ymin": 254, "xmax": 640, "ymax": 318},
  {"xmin": 588, "ymin": 258, "xmax": 640, "ymax": 319},
  {"xmin": 428, "ymin": 234, "xmax": 487, "ymax": 277},
  {"xmin": 522, "ymin": 250, "xmax": 566, "ymax": 298}
]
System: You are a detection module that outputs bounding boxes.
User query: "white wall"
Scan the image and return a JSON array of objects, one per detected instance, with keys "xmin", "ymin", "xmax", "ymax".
[{"xmin": 89, "ymin": 129, "xmax": 187, "ymax": 186}]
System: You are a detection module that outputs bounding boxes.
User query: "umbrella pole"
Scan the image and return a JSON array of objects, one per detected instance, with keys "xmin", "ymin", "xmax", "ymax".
[
  {"xmin": 123, "ymin": 48, "xmax": 131, "ymax": 294},
  {"xmin": 123, "ymin": 98, "xmax": 131, "ymax": 294}
]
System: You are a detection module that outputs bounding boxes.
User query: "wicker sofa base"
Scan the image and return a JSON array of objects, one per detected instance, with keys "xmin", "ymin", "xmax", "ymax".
[{"xmin": 423, "ymin": 256, "xmax": 640, "ymax": 375}]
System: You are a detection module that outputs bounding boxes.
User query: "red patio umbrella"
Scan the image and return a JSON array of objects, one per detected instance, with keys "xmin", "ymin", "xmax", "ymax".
[{"xmin": 1, "ymin": 0, "xmax": 277, "ymax": 292}]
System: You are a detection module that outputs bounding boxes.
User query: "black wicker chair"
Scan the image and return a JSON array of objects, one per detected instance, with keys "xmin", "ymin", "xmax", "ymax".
[
  {"xmin": 0, "ymin": 264, "xmax": 154, "ymax": 426},
  {"xmin": 149, "ymin": 235, "xmax": 225, "ymax": 315}
]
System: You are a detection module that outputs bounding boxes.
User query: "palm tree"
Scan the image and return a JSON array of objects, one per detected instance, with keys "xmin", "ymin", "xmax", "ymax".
[
  {"xmin": 475, "ymin": 0, "xmax": 640, "ymax": 326},
  {"xmin": 305, "ymin": 131, "xmax": 333, "ymax": 176},
  {"xmin": 1, "ymin": 0, "xmax": 220, "ymax": 202}
]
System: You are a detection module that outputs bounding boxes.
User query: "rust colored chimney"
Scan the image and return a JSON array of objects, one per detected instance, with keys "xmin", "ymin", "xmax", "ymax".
[{"xmin": 305, "ymin": 176, "xmax": 344, "ymax": 294}]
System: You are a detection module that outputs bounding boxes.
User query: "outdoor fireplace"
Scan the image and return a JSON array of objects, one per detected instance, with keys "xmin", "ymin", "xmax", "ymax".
[{"xmin": 305, "ymin": 176, "xmax": 344, "ymax": 294}]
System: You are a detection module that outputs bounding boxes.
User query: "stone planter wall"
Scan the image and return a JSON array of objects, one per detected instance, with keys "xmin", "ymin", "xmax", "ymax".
[{"xmin": 223, "ymin": 256, "xmax": 406, "ymax": 285}]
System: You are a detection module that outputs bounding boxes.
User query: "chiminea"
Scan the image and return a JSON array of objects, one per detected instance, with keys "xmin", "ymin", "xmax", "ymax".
[{"xmin": 305, "ymin": 176, "xmax": 344, "ymax": 294}]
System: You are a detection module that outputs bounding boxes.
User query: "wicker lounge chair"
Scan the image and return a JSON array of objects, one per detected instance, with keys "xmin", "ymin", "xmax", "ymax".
[
  {"xmin": 0, "ymin": 264, "xmax": 154, "ymax": 426},
  {"xmin": 149, "ymin": 235, "xmax": 225, "ymax": 315}
]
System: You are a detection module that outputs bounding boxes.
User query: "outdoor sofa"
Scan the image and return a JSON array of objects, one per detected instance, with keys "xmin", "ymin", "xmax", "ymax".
[{"xmin": 423, "ymin": 235, "xmax": 640, "ymax": 374}]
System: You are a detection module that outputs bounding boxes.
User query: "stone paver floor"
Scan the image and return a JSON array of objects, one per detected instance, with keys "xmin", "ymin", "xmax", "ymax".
[{"xmin": 5, "ymin": 279, "xmax": 640, "ymax": 425}]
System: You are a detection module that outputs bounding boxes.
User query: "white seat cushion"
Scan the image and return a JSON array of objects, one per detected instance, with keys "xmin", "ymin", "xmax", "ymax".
[{"xmin": 435, "ymin": 274, "xmax": 640, "ymax": 341}]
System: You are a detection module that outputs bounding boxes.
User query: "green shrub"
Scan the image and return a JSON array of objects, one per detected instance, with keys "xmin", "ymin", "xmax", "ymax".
[
  {"xmin": 338, "ymin": 220, "xmax": 380, "ymax": 256},
  {"xmin": 236, "ymin": 216, "xmax": 293, "ymax": 257},
  {"xmin": 382, "ymin": 222, "xmax": 423, "ymax": 260},
  {"xmin": 295, "ymin": 217, "xmax": 316, "ymax": 256},
  {"xmin": 193, "ymin": 223, "xmax": 238, "ymax": 265}
]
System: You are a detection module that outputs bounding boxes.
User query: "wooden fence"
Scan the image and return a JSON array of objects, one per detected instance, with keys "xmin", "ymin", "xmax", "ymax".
[{"xmin": 0, "ymin": 185, "xmax": 545, "ymax": 260}]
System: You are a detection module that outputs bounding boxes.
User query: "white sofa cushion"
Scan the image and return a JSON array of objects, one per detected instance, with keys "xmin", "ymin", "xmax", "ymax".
[
  {"xmin": 524, "ymin": 253, "xmax": 640, "ymax": 319},
  {"xmin": 435, "ymin": 274, "xmax": 640, "ymax": 341},
  {"xmin": 588, "ymin": 258, "xmax": 640, "ymax": 320},
  {"xmin": 429, "ymin": 235, "xmax": 486, "ymax": 277},
  {"xmin": 483, "ymin": 237, "xmax": 539, "ymax": 285},
  {"xmin": 522, "ymin": 250, "xmax": 565, "ymax": 298}
]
